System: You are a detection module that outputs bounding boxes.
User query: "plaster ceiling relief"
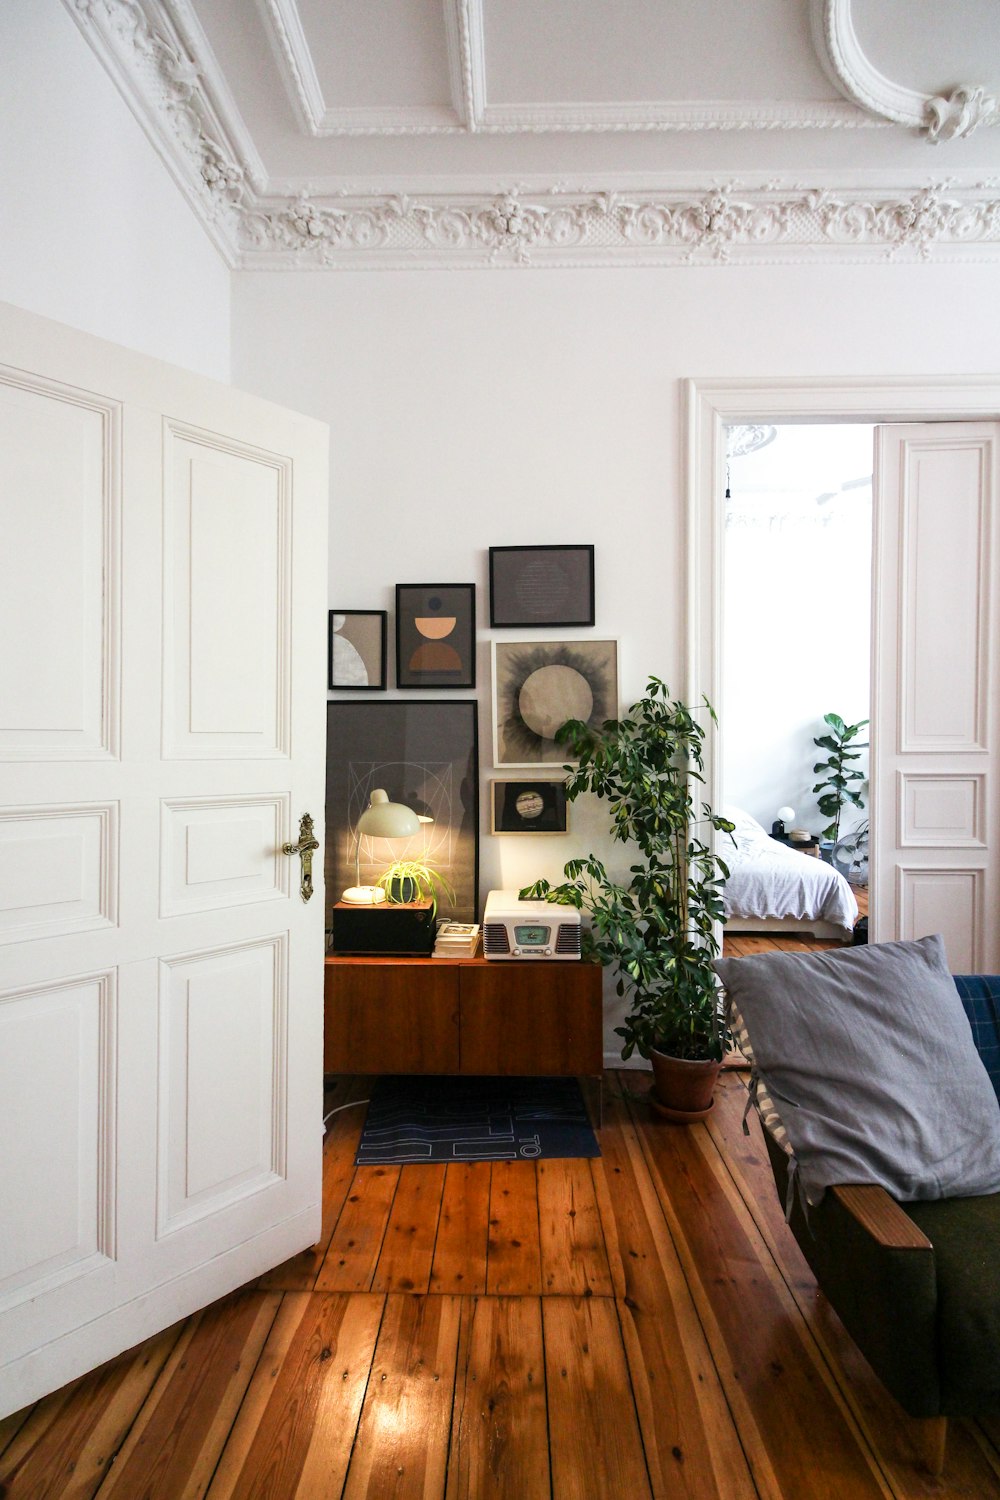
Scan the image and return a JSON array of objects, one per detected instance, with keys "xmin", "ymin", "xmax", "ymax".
[
  {"xmin": 814, "ymin": 0, "xmax": 1000, "ymax": 142},
  {"xmin": 65, "ymin": 0, "xmax": 1000, "ymax": 267}
]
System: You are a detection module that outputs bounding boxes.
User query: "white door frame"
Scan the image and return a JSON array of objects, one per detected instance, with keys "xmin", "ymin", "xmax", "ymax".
[{"xmin": 685, "ymin": 375, "xmax": 1000, "ymax": 938}]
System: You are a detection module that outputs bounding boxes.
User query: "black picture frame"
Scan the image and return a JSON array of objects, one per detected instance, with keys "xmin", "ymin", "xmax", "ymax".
[
  {"xmin": 328, "ymin": 610, "xmax": 387, "ymax": 690},
  {"xmin": 325, "ymin": 699, "xmax": 480, "ymax": 922},
  {"xmin": 489, "ymin": 545, "xmax": 595, "ymax": 628},
  {"xmin": 395, "ymin": 583, "xmax": 476, "ymax": 689},
  {"xmin": 491, "ymin": 779, "xmax": 569, "ymax": 835}
]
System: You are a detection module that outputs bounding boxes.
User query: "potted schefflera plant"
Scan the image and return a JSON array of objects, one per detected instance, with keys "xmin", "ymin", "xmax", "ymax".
[{"xmin": 521, "ymin": 677, "xmax": 734, "ymax": 1121}]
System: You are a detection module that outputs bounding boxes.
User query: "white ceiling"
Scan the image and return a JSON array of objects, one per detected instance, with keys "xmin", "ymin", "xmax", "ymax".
[{"xmin": 67, "ymin": 0, "xmax": 1000, "ymax": 267}]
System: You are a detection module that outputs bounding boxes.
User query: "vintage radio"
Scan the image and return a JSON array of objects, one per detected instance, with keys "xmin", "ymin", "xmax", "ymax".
[{"xmin": 482, "ymin": 891, "xmax": 582, "ymax": 960}]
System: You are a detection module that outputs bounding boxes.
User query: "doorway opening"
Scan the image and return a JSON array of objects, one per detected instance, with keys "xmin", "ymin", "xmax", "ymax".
[
  {"xmin": 721, "ymin": 422, "xmax": 872, "ymax": 946},
  {"xmin": 688, "ymin": 374, "xmax": 1000, "ymax": 964}
]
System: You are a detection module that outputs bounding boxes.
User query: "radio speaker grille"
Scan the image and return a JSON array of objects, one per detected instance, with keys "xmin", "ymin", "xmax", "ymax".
[
  {"xmin": 483, "ymin": 923, "xmax": 511, "ymax": 955},
  {"xmin": 555, "ymin": 923, "xmax": 582, "ymax": 955}
]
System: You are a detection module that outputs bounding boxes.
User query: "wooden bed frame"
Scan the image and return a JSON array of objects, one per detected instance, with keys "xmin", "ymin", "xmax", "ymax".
[{"xmin": 724, "ymin": 916, "xmax": 852, "ymax": 943}]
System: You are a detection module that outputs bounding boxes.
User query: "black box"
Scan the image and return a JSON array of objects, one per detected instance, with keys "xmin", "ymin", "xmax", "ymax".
[{"xmin": 330, "ymin": 900, "xmax": 435, "ymax": 956}]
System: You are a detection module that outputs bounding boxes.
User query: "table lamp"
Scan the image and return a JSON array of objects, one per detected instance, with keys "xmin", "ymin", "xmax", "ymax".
[
  {"xmin": 342, "ymin": 789, "xmax": 420, "ymax": 904},
  {"xmin": 772, "ymin": 805, "xmax": 795, "ymax": 837}
]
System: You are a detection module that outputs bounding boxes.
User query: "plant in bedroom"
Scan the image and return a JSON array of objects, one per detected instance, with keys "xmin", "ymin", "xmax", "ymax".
[
  {"xmin": 812, "ymin": 711, "xmax": 869, "ymax": 845},
  {"xmin": 520, "ymin": 676, "xmax": 735, "ymax": 1121}
]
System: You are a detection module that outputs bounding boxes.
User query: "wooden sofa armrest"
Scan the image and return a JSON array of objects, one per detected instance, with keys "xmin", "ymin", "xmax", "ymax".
[{"xmin": 830, "ymin": 1185, "xmax": 933, "ymax": 1251}]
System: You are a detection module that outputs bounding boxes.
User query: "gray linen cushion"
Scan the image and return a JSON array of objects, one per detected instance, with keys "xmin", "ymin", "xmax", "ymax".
[{"xmin": 713, "ymin": 935, "xmax": 1000, "ymax": 1205}]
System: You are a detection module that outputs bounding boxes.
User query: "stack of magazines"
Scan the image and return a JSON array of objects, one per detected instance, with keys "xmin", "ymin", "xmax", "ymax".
[{"xmin": 432, "ymin": 921, "xmax": 481, "ymax": 958}]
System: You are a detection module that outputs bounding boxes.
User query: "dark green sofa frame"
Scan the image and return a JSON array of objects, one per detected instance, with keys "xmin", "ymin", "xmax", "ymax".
[{"xmin": 759, "ymin": 974, "xmax": 1000, "ymax": 1476}]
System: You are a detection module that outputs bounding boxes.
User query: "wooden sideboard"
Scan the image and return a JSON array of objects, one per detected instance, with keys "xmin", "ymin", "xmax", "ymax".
[{"xmin": 324, "ymin": 953, "xmax": 603, "ymax": 1084}]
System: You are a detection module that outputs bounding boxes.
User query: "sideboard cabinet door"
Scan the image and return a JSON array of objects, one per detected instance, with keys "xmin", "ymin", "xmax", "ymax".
[
  {"xmin": 324, "ymin": 962, "xmax": 461, "ymax": 1074},
  {"xmin": 458, "ymin": 964, "xmax": 602, "ymax": 1076}
]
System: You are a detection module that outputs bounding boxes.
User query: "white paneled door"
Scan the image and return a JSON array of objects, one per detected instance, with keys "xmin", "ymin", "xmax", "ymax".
[
  {"xmin": 0, "ymin": 302, "xmax": 329, "ymax": 1414},
  {"xmin": 872, "ymin": 422, "xmax": 999, "ymax": 970}
]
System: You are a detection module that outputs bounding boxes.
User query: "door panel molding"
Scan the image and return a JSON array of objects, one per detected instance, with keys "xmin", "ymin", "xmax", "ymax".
[
  {"xmin": 899, "ymin": 771, "xmax": 985, "ymax": 848},
  {"xmin": 897, "ymin": 433, "xmax": 992, "ymax": 753},
  {"xmin": 0, "ymin": 969, "xmax": 117, "ymax": 1310},
  {"xmin": 896, "ymin": 866, "xmax": 984, "ymax": 973},
  {"xmin": 162, "ymin": 419, "xmax": 293, "ymax": 761},
  {"xmin": 0, "ymin": 368, "xmax": 121, "ymax": 761},
  {"xmin": 0, "ymin": 802, "xmax": 118, "ymax": 944},
  {"xmin": 159, "ymin": 793, "xmax": 291, "ymax": 916},
  {"xmin": 156, "ymin": 933, "xmax": 289, "ymax": 1239}
]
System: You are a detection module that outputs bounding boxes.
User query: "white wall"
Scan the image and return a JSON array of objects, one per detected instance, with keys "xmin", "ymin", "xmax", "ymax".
[
  {"xmin": 231, "ymin": 261, "xmax": 1000, "ymax": 1058},
  {"xmin": 723, "ymin": 423, "xmax": 873, "ymax": 839},
  {"xmin": 0, "ymin": 0, "xmax": 231, "ymax": 382}
]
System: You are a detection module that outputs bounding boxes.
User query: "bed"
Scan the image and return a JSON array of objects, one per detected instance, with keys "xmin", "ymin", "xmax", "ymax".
[{"xmin": 721, "ymin": 805, "xmax": 859, "ymax": 941}]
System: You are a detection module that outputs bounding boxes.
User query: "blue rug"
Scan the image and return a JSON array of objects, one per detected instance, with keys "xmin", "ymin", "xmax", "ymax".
[{"xmin": 355, "ymin": 1075, "xmax": 600, "ymax": 1164}]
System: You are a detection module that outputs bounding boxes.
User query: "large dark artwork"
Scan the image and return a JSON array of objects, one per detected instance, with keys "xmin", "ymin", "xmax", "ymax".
[{"xmin": 325, "ymin": 700, "xmax": 479, "ymax": 922}]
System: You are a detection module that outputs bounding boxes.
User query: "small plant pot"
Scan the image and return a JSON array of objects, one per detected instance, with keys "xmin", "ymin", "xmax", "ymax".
[
  {"xmin": 648, "ymin": 1049, "xmax": 720, "ymax": 1123},
  {"xmin": 386, "ymin": 876, "xmax": 418, "ymax": 904}
]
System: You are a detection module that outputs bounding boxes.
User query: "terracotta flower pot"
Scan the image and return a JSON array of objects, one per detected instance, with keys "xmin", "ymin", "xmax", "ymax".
[{"xmin": 649, "ymin": 1049, "xmax": 720, "ymax": 1123}]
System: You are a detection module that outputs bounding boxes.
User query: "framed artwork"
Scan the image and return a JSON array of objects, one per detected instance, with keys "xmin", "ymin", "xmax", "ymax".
[
  {"xmin": 491, "ymin": 779, "xmax": 569, "ymax": 835},
  {"xmin": 492, "ymin": 638, "xmax": 618, "ymax": 768},
  {"xmin": 489, "ymin": 545, "xmax": 595, "ymax": 628},
  {"xmin": 325, "ymin": 699, "xmax": 480, "ymax": 921},
  {"xmin": 395, "ymin": 583, "xmax": 476, "ymax": 689},
  {"xmin": 328, "ymin": 610, "xmax": 387, "ymax": 690}
]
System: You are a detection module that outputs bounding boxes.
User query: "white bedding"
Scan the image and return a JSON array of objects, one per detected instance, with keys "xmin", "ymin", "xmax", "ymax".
[{"xmin": 721, "ymin": 806, "xmax": 859, "ymax": 936}]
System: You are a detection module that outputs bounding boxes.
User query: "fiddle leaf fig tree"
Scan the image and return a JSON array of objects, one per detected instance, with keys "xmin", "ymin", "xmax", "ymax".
[
  {"xmin": 520, "ymin": 677, "xmax": 734, "ymax": 1063},
  {"xmin": 812, "ymin": 711, "xmax": 869, "ymax": 843}
]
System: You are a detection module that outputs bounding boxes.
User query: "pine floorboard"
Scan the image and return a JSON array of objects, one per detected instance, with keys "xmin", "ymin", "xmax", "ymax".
[{"xmin": 3, "ymin": 1052, "xmax": 999, "ymax": 1499}]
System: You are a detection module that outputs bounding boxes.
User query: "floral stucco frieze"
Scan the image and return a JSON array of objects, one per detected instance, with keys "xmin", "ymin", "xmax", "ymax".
[{"xmin": 65, "ymin": 0, "xmax": 1000, "ymax": 269}]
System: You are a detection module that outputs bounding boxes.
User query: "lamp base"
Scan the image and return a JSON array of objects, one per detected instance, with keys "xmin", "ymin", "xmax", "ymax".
[
  {"xmin": 331, "ymin": 900, "xmax": 435, "ymax": 955},
  {"xmin": 341, "ymin": 885, "xmax": 386, "ymax": 905}
]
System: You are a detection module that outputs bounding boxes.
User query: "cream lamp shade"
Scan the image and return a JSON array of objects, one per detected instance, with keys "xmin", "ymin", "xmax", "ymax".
[
  {"xmin": 777, "ymin": 806, "xmax": 796, "ymax": 823},
  {"xmin": 342, "ymin": 790, "xmax": 421, "ymax": 905}
]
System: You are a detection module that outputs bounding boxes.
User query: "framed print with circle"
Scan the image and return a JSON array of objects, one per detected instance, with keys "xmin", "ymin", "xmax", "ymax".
[
  {"xmin": 328, "ymin": 610, "xmax": 387, "ymax": 690},
  {"xmin": 492, "ymin": 639, "xmax": 618, "ymax": 768},
  {"xmin": 396, "ymin": 583, "xmax": 476, "ymax": 689},
  {"xmin": 491, "ymin": 779, "xmax": 569, "ymax": 835},
  {"xmin": 489, "ymin": 544, "xmax": 595, "ymax": 628}
]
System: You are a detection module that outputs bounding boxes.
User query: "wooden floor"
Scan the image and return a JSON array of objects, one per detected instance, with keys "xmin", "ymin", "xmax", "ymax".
[{"xmin": 2, "ymin": 1057, "xmax": 999, "ymax": 1497}]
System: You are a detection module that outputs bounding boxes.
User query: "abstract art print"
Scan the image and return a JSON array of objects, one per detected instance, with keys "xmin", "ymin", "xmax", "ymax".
[
  {"xmin": 491, "ymin": 778, "xmax": 569, "ymax": 834},
  {"xmin": 326, "ymin": 700, "xmax": 479, "ymax": 921},
  {"xmin": 489, "ymin": 544, "xmax": 595, "ymax": 628},
  {"xmin": 492, "ymin": 639, "xmax": 618, "ymax": 768},
  {"xmin": 328, "ymin": 610, "xmax": 387, "ymax": 690},
  {"xmin": 396, "ymin": 583, "xmax": 476, "ymax": 689}
]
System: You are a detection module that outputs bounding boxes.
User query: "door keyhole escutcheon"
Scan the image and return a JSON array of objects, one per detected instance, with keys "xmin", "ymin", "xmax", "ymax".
[{"xmin": 283, "ymin": 813, "xmax": 320, "ymax": 902}]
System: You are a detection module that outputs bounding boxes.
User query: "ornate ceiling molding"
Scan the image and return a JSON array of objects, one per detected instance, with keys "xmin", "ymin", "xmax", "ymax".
[
  {"xmin": 241, "ymin": 184, "xmax": 1000, "ymax": 268},
  {"xmin": 65, "ymin": 0, "xmax": 1000, "ymax": 268},
  {"xmin": 813, "ymin": 0, "xmax": 1000, "ymax": 142}
]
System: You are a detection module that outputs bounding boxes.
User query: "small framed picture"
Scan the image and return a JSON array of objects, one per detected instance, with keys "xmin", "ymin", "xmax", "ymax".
[
  {"xmin": 489, "ymin": 545, "xmax": 595, "ymax": 628},
  {"xmin": 396, "ymin": 583, "xmax": 476, "ymax": 690},
  {"xmin": 491, "ymin": 779, "xmax": 569, "ymax": 835},
  {"xmin": 328, "ymin": 610, "xmax": 387, "ymax": 690}
]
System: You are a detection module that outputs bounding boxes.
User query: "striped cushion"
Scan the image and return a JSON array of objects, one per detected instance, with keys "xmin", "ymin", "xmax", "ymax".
[{"xmin": 727, "ymin": 999, "xmax": 792, "ymax": 1156}]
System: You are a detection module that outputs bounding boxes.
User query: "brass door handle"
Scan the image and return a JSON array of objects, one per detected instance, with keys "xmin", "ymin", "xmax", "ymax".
[{"xmin": 283, "ymin": 813, "xmax": 320, "ymax": 903}]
